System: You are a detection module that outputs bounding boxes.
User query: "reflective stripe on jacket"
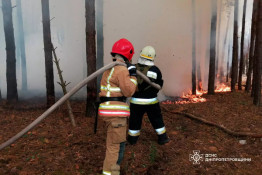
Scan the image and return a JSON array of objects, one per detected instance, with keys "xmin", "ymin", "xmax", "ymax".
[
  {"xmin": 99, "ymin": 61, "xmax": 137, "ymax": 117},
  {"xmin": 130, "ymin": 97, "xmax": 159, "ymax": 105},
  {"xmin": 103, "ymin": 170, "xmax": 111, "ymax": 175}
]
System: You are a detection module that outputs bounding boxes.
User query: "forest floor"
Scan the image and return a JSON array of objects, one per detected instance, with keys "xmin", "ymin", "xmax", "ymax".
[{"xmin": 0, "ymin": 90, "xmax": 262, "ymax": 175}]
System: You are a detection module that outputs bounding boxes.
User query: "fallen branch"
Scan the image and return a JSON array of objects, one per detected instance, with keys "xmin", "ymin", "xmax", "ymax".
[{"xmin": 161, "ymin": 106, "xmax": 262, "ymax": 138}]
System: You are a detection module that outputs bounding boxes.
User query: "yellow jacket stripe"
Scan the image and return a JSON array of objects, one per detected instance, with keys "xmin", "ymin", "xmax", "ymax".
[
  {"xmin": 99, "ymin": 104, "xmax": 130, "ymax": 111},
  {"xmin": 103, "ymin": 170, "xmax": 111, "ymax": 175},
  {"xmin": 100, "ymin": 85, "xmax": 121, "ymax": 92},
  {"xmin": 106, "ymin": 68, "xmax": 115, "ymax": 97},
  {"xmin": 130, "ymin": 78, "xmax": 137, "ymax": 86},
  {"xmin": 130, "ymin": 97, "xmax": 158, "ymax": 105},
  {"xmin": 99, "ymin": 64, "xmax": 137, "ymax": 117}
]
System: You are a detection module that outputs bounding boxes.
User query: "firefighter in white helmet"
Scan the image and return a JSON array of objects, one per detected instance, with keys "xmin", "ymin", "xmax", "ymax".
[{"xmin": 127, "ymin": 46, "xmax": 170, "ymax": 145}]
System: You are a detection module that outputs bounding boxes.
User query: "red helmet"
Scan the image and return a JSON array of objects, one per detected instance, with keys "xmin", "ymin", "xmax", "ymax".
[{"xmin": 111, "ymin": 38, "xmax": 134, "ymax": 61}]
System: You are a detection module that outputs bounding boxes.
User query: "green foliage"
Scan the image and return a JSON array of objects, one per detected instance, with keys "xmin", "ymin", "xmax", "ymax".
[
  {"xmin": 22, "ymin": 132, "xmax": 32, "ymax": 138},
  {"xmin": 79, "ymin": 169, "xmax": 86, "ymax": 174},
  {"xmin": 176, "ymin": 125, "xmax": 187, "ymax": 131},
  {"xmin": 131, "ymin": 151, "xmax": 135, "ymax": 160},
  {"xmin": 239, "ymin": 101, "xmax": 248, "ymax": 105},
  {"xmin": 22, "ymin": 134, "xmax": 28, "ymax": 138},
  {"xmin": 26, "ymin": 152, "xmax": 40, "ymax": 162},
  {"xmin": 149, "ymin": 142, "xmax": 157, "ymax": 163},
  {"xmin": 39, "ymin": 137, "xmax": 45, "ymax": 143}
]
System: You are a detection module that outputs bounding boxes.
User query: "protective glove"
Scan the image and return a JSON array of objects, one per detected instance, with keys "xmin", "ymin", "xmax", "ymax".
[{"xmin": 126, "ymin": 62, "xmax": 137, "ymax": 77}]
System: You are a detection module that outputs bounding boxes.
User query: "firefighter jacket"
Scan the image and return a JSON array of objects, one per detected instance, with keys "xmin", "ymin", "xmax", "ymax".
[
  {"xmin": 130, "ymin": 63, "xmax": 163, "ymax": 105},
  {"xmin": 98, "ymin": 60, "xmax": 137, "ymax": 117}
]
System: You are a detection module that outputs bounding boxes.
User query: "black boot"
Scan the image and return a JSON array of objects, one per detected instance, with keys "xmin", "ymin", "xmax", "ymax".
[
  {"xmin": 158, "ymin": 133, "xmax": 170, "ymax": 145},
  {"xmin": 127, "ymin": 135, "xmax": 139, "ymax": 145}
]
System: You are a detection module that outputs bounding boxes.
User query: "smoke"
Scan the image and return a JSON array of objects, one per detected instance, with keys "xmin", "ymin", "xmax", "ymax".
[
  {"xmin": 0, "ymin": 0, "xmax": 6, "ymax": 96},
  {"xmin": 104, "ymin": 0, "xmax": 213, "ymax": 96},
  {"xmin": 0, "ymin": 0, "xmax": 254, "ymax": 100},
  {"xmin": 1, "ymin": 0, "xmax": 86, "ymax": 99}
]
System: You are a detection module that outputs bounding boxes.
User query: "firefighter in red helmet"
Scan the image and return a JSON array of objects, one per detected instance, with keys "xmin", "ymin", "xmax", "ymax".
[{"xmin": 99, "ymin": 38, "xmax": 137, "ymax": 175}]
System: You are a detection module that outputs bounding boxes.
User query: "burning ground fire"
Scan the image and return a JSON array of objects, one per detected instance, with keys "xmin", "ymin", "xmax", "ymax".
[{"xmin": 162, "ymin": 83, "xmax": 231, "ymax": 104}]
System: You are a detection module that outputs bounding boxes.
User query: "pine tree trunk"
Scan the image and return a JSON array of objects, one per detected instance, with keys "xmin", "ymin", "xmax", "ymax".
[
  {"xmin": 231, "ymin": 0, "xmax": 239, "ymax": 92},
  {"xmin": 96, "ymin": 0, "xmax": 104, "ymax": 89},
  {"xmin": 226, "ymin": 47, "xmax": 230, "ymax": 82},
  {"xmin": 191, "ymin": 0, "xmax": 196, "ymax": 95},
  {"xmin": 246, "ymin": 0, "xmax": 258, "ymax": 92},
  {"xmin": 244, "ymin": 52, "xmax": 249, "ymax": 74},
  {"xmin": 226, "ymin": 37, "xmax": 232, "ymax": 83},
  {"xmin": 208, "ymin": 0, "xmax": 217, "ymax": 95},
  {"xmin": 227, "ymin": 22, "xmax": 234, "ymax": 84},
  {"xmin": 2, "ymin": 0, "xmax": 18, "ymax": 102},
  {"xmin": 197, "ymin": 63, "xmax": 202, "ymax": 91},
  {"xmin": 15, "ymin": 25, "xmax": 21, "ymax": 76},
  {"xmin": 215, "ymin": 0, "xmax": 222, "ymax": 81},
  {"xmin": 41, "ymin": 0, "xmax": 55, "ymax": 107},
  {"xmin": 253, "ymin": 0, "xmax": 262, "ymax": 106},
  {"xmin": 221, "ymin": 13, "xmax": 231, "ymax": 83},
  {"xmin": 251, "ymin": 36, "xmax": 257, "ymax": 97},
  {"xmin": 85, "ymin": 0, "xmax": 97, "ymax": 117},
  {"xmin": 16, "ymin": 0, "xmax": 27, "ymax": 92},
  {"xmin": 238, "ymin": 0, "xmax": 247, "ymax": 90}
]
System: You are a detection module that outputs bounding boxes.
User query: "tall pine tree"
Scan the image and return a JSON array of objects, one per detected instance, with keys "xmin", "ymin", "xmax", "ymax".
[
  {"xmin": 246, "ymin": 0, "xmax": 258, "ymax": 92},
  {"xmin": 231, "ymin": 0, "xmax": 239, "ymax": 92},
  {"xmin": 191, "ymin": 0, "xmax": 196, "ymax": 95},
  {"xmin": 85, "ymin": 0, "xmax": 97, "ymax": 117},
  {"xmin": 41, "ymin": 0, "xmax": 55, "ymax": 107},
  {"xmin": 208, "ymin": 0, "xmax": 218, "ymax": 95},
  {"xmin": 253, "ymin": 0, "xmax": 262, "ymax": 106},
  {"xmin": 2, "ymin": 0, "xmax": 18, "ymax": 102},
  {"xmin": 238, "ymin": 0, "xmax": 247, "ymax": 90}
]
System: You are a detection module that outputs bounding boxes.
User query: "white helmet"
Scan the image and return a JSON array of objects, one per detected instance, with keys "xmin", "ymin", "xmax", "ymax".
[{"xmin": 140, "ymin": 46, "xmax": 156, "ymax": 61}]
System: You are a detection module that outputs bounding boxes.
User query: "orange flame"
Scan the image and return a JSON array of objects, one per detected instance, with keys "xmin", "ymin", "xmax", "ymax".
[
  {"xmin": 177, "ymin": 89, "xmax": 207, "ymax": 104},
  {"xmin": 162, "ymin": 83, "xmax": 230, "ymax": 104},
  {"xmin": 215, "ymin": 83, "xmax": 231, "ymax": 92}
]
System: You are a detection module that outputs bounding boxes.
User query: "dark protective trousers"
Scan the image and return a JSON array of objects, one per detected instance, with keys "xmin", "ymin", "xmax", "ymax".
[{"xmin": 128, "ymin": 103, "xmax": 167, "ymax": 144}]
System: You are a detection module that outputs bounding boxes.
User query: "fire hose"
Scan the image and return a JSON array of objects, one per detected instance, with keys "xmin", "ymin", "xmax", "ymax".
[{"xmin": 0, "ymin": 62, "xmax": 161, "ymax": 151}]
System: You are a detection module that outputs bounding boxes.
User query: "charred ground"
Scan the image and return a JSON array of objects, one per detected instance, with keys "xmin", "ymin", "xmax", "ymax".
[{"xmin": 0, "ymin": 91, "xmax": 261, "ymax": 175}]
